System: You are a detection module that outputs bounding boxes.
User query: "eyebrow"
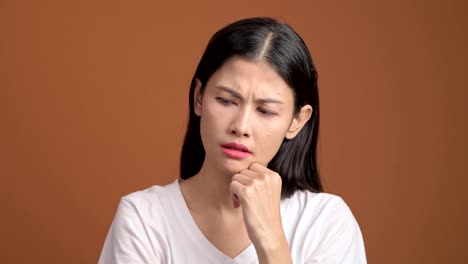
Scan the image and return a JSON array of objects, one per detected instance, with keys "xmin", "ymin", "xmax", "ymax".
[{"xmin": 215, "ymin": 85, "xmax": 284, "ymax": 104}]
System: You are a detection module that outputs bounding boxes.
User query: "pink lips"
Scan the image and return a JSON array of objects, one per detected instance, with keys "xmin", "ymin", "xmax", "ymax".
[{"xmin": 220, "ymin": 143, "xmax": 252, "ymax": 159}]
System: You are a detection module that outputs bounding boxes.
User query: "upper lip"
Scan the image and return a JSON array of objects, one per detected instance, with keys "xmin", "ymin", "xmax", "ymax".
[{"xmin": 221, "ymin": 142, "xmax": 252, "ymax": 153}]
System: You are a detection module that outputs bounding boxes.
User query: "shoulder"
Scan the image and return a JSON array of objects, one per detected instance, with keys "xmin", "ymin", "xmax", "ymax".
[
  {"xmin": 286, "ymin": 189, "xmax": 361, "ymax": 234},
  {"xmin": 114, "ymin": 180, "xmax": 180, "ymax": 226},
  {"xmin": 284, "ymin": 190, "xmax": 360, "ymax": 235},
  {"xmin": 285, "ymin": 189, "xmax": 353, "ymax": 218},
  {"xmin": 98, "ymin": 180, "xmax": 180, "ymax": 263},
  {"xmin": 283, "ymin": 190, "xmax": 367, "ymax": 263},
  {"xmin": 120, "ymin": 180, "xmax": 178, "ymax": 210}
]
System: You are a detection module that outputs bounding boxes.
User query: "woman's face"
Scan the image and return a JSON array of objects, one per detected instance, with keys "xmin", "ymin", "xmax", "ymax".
[{"xmin": 194, "ymin": 56, "xmax": 311, "ymax": 175}]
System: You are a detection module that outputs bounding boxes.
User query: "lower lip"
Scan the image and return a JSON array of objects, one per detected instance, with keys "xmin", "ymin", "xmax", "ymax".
[{"xmin": 221, "ymin": 147, "xmax": 252, "ymax": 159}]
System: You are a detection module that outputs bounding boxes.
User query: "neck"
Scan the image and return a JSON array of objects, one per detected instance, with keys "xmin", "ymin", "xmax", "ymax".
[{"xmin": 182, "ymin": 160, "xmax": 239, "ymax": 213}]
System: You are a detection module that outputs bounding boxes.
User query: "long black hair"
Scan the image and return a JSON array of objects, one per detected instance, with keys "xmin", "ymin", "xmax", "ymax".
[{"xmin": 180, "ymin": 17, "xmax": 322, "ymax": 197}]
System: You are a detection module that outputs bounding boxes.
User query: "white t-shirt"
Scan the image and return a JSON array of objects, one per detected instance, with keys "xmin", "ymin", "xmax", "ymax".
[{"xmin": 99, "ymin": 179, "xmax": 366, "ymax": 263}]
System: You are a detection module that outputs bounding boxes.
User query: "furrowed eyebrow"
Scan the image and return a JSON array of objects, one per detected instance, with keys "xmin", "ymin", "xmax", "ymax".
[
  {"xmin": 216, "ymin": 86, "xmax": 243, "ymax": 100},
  {"xmin": 257, "ymin": 98, "xmax": 284, "ymax": 104},
  {"xmin": 215, "ymin": 85, "xmax": 284, "ymax": 104}
]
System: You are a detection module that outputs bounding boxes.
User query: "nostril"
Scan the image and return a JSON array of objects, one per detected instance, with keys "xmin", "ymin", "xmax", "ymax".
[{"xmin": 231, "ymin": 129, "xmax": 248, "ymax": 137}]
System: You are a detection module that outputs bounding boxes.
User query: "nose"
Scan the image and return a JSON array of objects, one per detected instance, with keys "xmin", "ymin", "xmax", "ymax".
[{"xmin": 230, "ymin": 107, "xmax": 251, "ymax": 137}]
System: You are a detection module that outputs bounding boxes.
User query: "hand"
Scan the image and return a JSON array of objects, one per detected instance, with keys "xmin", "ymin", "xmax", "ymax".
[{"xmin": 230, "ymin": 163, "xmax": 284, "ymax": 248}]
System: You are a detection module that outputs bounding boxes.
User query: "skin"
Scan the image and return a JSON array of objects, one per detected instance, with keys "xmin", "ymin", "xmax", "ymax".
[{"xmin": 179, "ymin": 56, "xmax": 312, "ymax": 264}]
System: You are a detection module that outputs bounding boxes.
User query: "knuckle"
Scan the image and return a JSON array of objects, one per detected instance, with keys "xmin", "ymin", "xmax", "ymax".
[
  {"xmin": 240, "ymin": 169, "xmax": 250, "ymax": 175},
  {"xmin": 275, "ymin": 175, "xmax": 282, "ymax": 185},
  {"xmin": 230, "ymin": 179, "xmax": 240, "ymax": 188},
  {"xmin": 245, "ymin": 186, "xmax": 254, "ymax": 196},
  {"xmin": 229, "ymin": 180, "xmax": 236, "ymax": 189},
  {"xmin": 250, "ymin": 177, "xmax": 259, "ymax": 186}
]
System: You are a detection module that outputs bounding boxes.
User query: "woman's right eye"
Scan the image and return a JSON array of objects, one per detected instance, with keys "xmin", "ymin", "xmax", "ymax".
[{"xmin": 216, "ymin": 97, "xmax": 234, "ymax": 105}]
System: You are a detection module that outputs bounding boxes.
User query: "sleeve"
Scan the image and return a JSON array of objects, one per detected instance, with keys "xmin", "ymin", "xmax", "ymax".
[
  {"xmin": 306, "ymin": 197, "xmax": 367, "ymax": 264},
  {"xmin": 98, "ymin": 197, "xmax": 160, "ymax": 264}
]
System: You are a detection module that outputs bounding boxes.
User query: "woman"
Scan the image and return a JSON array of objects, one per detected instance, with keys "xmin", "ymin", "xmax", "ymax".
[{"xmin": 99, "ymin": 17, "xmax": 366, "ymax": 263}]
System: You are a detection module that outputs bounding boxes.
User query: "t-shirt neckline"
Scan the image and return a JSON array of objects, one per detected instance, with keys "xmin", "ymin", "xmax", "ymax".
[{"xmin": 168, "ymin": 179, "xmax": 256, "ymax": 263}]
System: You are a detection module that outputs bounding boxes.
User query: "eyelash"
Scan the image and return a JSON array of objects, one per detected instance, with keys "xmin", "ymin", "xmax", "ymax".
[
  {"xmin": 216, "ymin": 97, "xmax": 235, "ymax": 106},
  {"xmin": 257, "ymin": 107, "xmax": 276, "ymax": 116},
  {"xmin": 215, "ymin": 97, "xmax": 277, "ymax": 116}
]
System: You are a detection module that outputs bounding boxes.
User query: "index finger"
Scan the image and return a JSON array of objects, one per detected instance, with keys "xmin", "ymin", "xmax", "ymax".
[{"xmin": 248, "ymin": 162, "xmax": 272, "ymax": 173}]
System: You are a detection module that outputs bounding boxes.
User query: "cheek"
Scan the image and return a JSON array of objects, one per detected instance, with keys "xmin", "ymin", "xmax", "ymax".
[
  {"xmin": 199, "ymin": 114, "xmax": 216, "ymax": 144},
  {"xmin": 257, "ymin": 121, "xmax": 290, "ymax": 161},
  {"xmin": 198, "ymin": 103, "xmax": 227, "ymax": 150},
  {"xmin": 200, "ymin": 104, "xmax": 226, "ymax": 130}
]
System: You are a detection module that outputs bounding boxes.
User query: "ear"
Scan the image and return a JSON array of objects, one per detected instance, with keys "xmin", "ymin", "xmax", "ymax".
[
  {"xmin": 285, "ymin": 104, "xmax": 313, "ymax": 139},
  {"xmin": 194, "ymin": 79, "xmax": 203, "ymax": 116}
]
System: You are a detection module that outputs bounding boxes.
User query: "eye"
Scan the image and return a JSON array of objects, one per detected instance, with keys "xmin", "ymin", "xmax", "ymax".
[
  {"xmin": 216, "ymin": 97, "xmax": 236, "ymax": 106},
  {"xmin": 257, "ymin": 107, "xmax": 277, "ymax": 116}
]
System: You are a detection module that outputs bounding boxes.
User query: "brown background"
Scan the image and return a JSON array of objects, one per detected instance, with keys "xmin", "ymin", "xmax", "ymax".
[{"xmin": 1, "ymin": 0, "xmax": 467, "ymax": 263}]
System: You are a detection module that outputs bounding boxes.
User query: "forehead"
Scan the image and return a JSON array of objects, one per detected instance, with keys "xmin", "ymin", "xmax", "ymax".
[{"xmin": 206, "ymin": 57, "xmax": 294, "ymax": 100}]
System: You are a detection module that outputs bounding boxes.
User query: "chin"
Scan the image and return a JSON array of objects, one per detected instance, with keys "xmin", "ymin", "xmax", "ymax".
[{"xmin": 217, "ymin": 159, "xmax": 251, "ymax": 175}]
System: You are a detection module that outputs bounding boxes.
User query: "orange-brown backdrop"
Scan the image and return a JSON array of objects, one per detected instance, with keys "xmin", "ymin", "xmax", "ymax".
[{"xmin": 1, "ymin": 0, "xmax": 467, "ymax": 263}]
